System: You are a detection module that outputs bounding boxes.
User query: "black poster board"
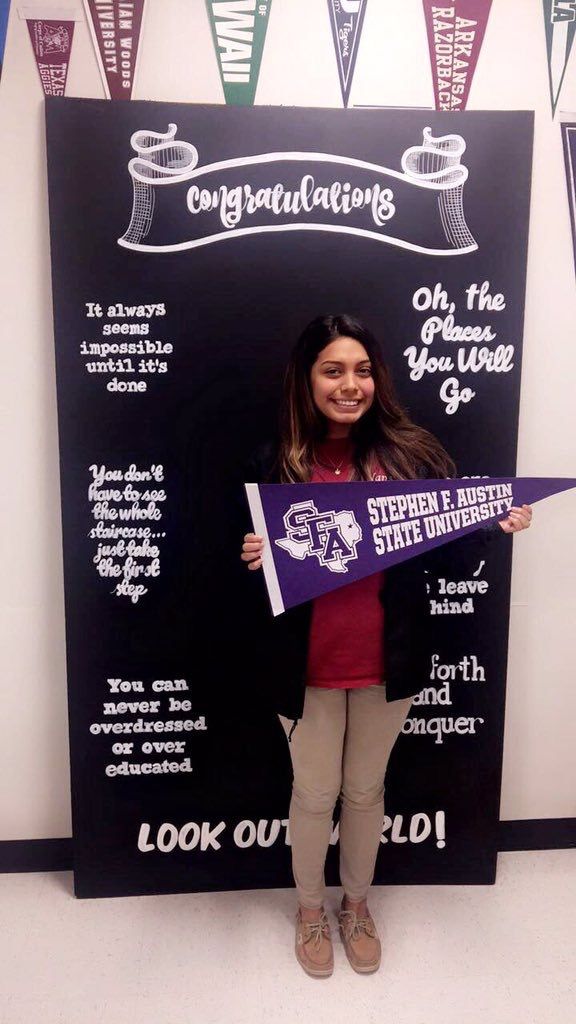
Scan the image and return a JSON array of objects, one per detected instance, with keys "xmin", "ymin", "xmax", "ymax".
[{"xmin": 45, "ymin": 99, "xmax": 533, "ymax": 897}]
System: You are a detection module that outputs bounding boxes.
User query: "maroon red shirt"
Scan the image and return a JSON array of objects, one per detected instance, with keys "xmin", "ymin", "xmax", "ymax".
[{"xmin": 306, "ymin": 437, "xmax": 387, "ymax": 690}]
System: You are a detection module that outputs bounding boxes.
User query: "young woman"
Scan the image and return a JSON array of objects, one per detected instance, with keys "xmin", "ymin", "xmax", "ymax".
[{"xmin": 240, "ymin": 314, "xmax": 532, "ymax": 979}]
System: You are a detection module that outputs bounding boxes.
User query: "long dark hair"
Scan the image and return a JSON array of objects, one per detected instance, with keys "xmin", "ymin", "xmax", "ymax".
[{"xmin": 277, "ymin": 313, "xmax": 455, "ymax": 482}]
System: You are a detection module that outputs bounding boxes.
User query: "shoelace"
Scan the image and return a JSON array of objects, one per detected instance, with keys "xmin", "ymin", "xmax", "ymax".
[
  {"xmin": 300, "ymin": 911, "xmax": 331, "ymax": 951},
  {"xmin": 339, "ymin": 909, "xmax": 377, "ymax": 943}
]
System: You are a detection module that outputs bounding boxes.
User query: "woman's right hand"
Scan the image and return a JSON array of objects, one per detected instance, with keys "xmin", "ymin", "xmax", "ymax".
[{"xmin": 241, "ymin": 533, "xmax": 265, "ymax": 570}]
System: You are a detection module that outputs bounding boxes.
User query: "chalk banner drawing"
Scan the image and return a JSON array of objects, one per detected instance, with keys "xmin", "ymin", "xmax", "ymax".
[{"xmin": 118, "ymin": 124, "xmax": 478, "ymax": 256}]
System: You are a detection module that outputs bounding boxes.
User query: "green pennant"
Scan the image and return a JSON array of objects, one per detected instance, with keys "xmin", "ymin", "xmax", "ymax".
[
  {"xmin": 206, "ymin": 0, "xmax": 273, "ymax": 106},
  {"xmin": 542, "ymin": 1, "xmax": 576, "ymax": 118}
]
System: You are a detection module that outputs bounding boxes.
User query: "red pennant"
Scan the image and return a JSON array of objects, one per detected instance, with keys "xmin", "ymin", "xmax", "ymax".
[
  {"xmin": 422, "ymin": 1, "xmax": 493, "ymax": 111},
  {"xmin": 84, "ymin": 0, "xmax": 146, "ymax": 99},
  {"xmin": 22, "ymin": 14, "xmax": 75, "ymax": 96}
]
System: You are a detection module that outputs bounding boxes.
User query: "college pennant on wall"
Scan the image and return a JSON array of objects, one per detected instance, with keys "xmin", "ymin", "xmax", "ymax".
[
  {"xmin": 19, "ymin": 6, "xmax": 80, "ymax": 96},
  {"xmin": 422, "ymin": 1, "xmax": 493, "ymax": 111},
  {"xmin": 327, "ymin": 0, "xmax": 368, "ymax": 107},
  {"xmin": 206, "ymin": 0, "xmax": 272, "ymax": 105},
  {"xmin": 245, "ymin": 477, "xmax": 576, "ymax": 615},
  {"xmin": 561, "ymin": 122, "xmax": 576, "ymax": 275},
  {"xmin": 543, "ymin": 1, "xmax": 576, "ymax": 117},
  {"xmin": 83, "ymin": 0, "xmax": 146, "ymax": 99}
]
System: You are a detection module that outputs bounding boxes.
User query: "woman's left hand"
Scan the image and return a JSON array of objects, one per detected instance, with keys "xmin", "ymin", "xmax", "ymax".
[{"xmin": 498, "ymin": 504, "xmax": 533, "ymax": 533}]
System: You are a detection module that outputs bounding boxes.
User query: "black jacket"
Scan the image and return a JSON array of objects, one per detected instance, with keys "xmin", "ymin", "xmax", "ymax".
[{"xmin": 238, "ymin": 440, "xmax": 500, "ymax": 731}]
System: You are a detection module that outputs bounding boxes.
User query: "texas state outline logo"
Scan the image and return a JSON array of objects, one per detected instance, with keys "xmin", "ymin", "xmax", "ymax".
[{"xmin": 274, "ymin": 500, "xmax": 362, "ymax": 574}]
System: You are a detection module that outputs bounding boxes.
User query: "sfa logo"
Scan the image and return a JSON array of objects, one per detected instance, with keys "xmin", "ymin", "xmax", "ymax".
[{"xmin": 275, "ymin": 500, "xmax": 362, "ymax": 573}]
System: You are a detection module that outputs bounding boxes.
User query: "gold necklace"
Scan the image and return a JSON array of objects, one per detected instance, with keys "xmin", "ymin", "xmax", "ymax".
[
  {"xmin": 312, "ymin": 447, "xmax": 351, "ymax": 476},
  {"xmin": 315, "ymin": 455, "xmax": 346, "ymax": 475},
  {"xmin": 314, "ymin": 463, "xmax": 351, "ymax": 482}
]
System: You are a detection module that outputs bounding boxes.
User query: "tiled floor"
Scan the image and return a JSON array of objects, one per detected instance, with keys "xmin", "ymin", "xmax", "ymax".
[{"xmin": 1, "ymin": 850, "xmax": 574, "ymax": 1024}]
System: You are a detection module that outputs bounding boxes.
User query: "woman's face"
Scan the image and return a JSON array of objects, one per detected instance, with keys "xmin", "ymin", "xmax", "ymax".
[{"xmin": 310, "ymin": 336, "xmax": 375, "ymax": 432}]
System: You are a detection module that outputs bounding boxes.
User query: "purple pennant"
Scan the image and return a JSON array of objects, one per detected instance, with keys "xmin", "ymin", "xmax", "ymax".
[
  {"xmin": 245, "ymin": 477, "xmax": 576, "ymax": 615},
  {"xmin": 327, "ymin": 0, "xmax": 368, "ymax": 107},
  {"xmin": 561, "ymin": 123, "xmax": 576, "ymax": 278}
]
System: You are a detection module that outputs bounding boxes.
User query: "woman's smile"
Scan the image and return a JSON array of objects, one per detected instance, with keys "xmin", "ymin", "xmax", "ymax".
[{"xmin": 310, "ymin": 336, "xmax": 375, "ymax": 436}]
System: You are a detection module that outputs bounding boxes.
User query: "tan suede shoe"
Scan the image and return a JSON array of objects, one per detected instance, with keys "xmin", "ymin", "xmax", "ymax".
[
  {"xmin": 295, "ymin": 908, "xmax": 334, "ymax": 978},
  {"xmin": 338, "ymin": 898, "xmax": 381, "ymax": 973}
]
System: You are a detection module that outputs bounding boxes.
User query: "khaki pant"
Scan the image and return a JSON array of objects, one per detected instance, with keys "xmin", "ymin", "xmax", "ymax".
[{"xmin": 279, "ymin": 684, "xmax": 413, "ymax": 909}]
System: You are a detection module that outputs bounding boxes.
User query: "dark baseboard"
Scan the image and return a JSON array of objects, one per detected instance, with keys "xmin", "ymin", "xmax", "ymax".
[
  {"xmin": 0, "ymin": 819, "xmax": 573, "ymax": 874},
  {"xmin": 0, "ymin": 838, "xmax": 73, "ymax": 872},
  {"xmin": 498, "ymin": 817, "xmax": 576, "ymax": 851}
]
